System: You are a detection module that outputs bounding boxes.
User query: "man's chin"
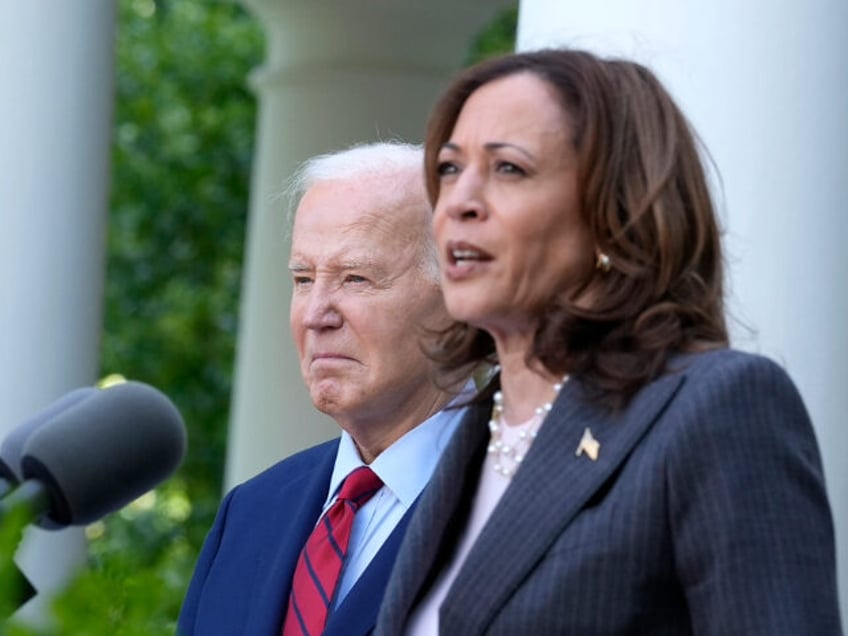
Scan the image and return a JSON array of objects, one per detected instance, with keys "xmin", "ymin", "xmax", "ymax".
[{"xmin": 309, "ymin": 383, "xmax": 346, "ymax": 415}]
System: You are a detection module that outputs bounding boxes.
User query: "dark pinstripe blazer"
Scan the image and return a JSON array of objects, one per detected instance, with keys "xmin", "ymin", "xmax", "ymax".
[{"xmin": 376, "ymin": 349, "xmax": 843, "ymax": 635}]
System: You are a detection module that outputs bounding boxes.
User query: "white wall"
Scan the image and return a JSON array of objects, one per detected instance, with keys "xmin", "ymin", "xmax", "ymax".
[{"xmin": 518, "ymin": 0, "xmax": 848, "ymax": 620}]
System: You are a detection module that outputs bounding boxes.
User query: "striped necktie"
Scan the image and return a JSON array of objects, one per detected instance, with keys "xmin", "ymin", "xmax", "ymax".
[{"xmin": 282, "ymin": 466, "xmax": 383, "ymax": 636}]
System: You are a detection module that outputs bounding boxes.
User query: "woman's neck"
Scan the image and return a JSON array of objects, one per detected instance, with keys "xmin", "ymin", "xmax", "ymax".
[{"xmin": 494, "ymin": 340, "xmax": 565, "ymax": 425}]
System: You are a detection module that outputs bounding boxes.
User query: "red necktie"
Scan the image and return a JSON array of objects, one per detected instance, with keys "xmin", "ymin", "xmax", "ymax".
[{"xmin": 282, "ymin": 466, "xmax": 383, "ymax": 636}]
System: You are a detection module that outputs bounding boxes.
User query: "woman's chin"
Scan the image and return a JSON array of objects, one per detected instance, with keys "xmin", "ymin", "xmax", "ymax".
[{"xmin": 444, "ymin": 298, "xmax": 486, "ymax": 326}]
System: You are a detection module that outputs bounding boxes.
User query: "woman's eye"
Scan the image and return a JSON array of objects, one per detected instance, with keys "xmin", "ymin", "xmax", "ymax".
[
  {"xmin": 496, "ymin": 161, "xmax": 525, "ymax": 176},
  {"xmin": 436, "ymin": 161, "xmax": 458, "ymax": 177}
]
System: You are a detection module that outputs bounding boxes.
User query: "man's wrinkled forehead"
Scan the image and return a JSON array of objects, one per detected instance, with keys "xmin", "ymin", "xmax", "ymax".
[
  {"xmin": 289, "ymin": 215, "xmax": 409, "ymax": 273},
  {"xmin": 289, "ymin": 235, "xmax": 388, "ymax": 272},
  {"xmin": 295, "ymin": 192, "xmax": 423, "ymax": 246}
]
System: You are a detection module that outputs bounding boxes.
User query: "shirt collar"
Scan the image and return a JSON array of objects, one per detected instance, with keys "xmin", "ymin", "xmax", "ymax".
[{"xmin": 326, "ymin": 381, "xmax": 475, "ymax": 510}]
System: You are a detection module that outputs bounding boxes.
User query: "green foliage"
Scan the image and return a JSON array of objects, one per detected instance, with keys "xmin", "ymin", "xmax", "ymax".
[
  {"xmin": 46, "ymin": 491, "xmax": 196, "ymax": 635},
  {"xmin": 105, "ymin": 0, "xmax": 262, "ymax": 509},
  {"xmin": 466, "ymin": 4, "xmax": 519, "ymax": 65},
  {"xmin": 95, "ymin": 0, "xmax": 262, "ymax": 628},
  {"xmin": 0, "ymin": 505, "xmax": 34, "ymax": 628}
]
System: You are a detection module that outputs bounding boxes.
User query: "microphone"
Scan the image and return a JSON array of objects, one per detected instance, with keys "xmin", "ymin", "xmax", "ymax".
[
  {"xmin": 0, "ymin": 388, "xmax": 98, "ymax": 498},
  {"xmin": 0, "ymin": 381, "xmax": 186, "ymax": 528}
]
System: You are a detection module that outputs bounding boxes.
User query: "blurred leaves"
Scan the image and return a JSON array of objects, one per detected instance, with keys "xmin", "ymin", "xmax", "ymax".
[
  {"xmin": 104, "ymin": 0, "xmax": 262, "ymax": 514},
  {"xmin": 0, "ymin": 505, "xmax": 35, "ymax": 627},
  {"xmin": 98, "ymin": 0, "xmax": 263, "ymax": 626},
  {"xmin": 46, "ymin": 490, "xmax": 198, "ymax": 636}
]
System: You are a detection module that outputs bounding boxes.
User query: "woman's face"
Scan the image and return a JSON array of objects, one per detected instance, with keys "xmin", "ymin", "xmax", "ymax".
[{"xmin": 433, "ymin": 72, "xmax": 595, "ymax": 339}]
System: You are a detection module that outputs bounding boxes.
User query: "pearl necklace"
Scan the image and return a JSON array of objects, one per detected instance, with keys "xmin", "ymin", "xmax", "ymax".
[{"xmin": 487, "ymin": 375, "xmax": 568, "ymax": 478}]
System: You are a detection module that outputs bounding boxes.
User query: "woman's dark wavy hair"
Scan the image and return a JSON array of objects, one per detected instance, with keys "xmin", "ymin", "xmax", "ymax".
[{"xmin": 425, "ymin": 48, "xmax": 728, "ymax": 409}]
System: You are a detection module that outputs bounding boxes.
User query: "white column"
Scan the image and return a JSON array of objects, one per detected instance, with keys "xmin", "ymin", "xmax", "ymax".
[
  {"xmin": 227, "ymin": 0, "xmax": 514, "ymax": 487},
  {"xmin": 518, "ymin": 0, "xmax": 848, "ymax": 619},
  {"xmin": 0, "ymin": 0, "xmax": 115, "ymax": 623}
]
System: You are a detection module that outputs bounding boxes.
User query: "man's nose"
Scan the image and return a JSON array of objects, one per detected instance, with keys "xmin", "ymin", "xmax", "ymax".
[{"xmin": 302, "ymin": 286, "xmax": 343, "ymax": 330}]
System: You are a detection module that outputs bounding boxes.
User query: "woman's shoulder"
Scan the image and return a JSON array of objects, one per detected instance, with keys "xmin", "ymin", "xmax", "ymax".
[
  {"xmin": 658, "ymin": 347, "xmax": 819, "ymax": 476},
  {"xmin": 669, "ymin": 346, "xmax": 795, "ymax": 387},
  {"xmin": 660, "ymin": 346, "xmax": 809, "ymax": 427},
  {"xmin": 638, "ymin": 348, "xmax": 808, "ymax": 431}
]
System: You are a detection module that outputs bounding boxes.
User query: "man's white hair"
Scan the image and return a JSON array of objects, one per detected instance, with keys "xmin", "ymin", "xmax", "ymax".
[
  {"xmin": 285, "ymin": 141, "xmax": 439, "ymax": 282},
  {"xmin": 288, "ymin": 141, "xmax": 424, "ymax": 203}
]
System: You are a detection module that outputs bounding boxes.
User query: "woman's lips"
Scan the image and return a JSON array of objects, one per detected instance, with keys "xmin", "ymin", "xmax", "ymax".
[{"xmin": 444, "ymin": 240, "xmax": 492, "ymax": 279}]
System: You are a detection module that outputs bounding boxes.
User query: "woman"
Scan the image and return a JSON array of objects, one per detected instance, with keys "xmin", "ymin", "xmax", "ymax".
[{"xmin": 375, "ymin": 49, "xmax": 842, "ymax": 635}]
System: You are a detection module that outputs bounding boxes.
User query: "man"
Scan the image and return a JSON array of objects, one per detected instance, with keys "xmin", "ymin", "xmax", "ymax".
[{"xmin": 178, "ymin": 142, "xmax": 469, "ymax": 636}]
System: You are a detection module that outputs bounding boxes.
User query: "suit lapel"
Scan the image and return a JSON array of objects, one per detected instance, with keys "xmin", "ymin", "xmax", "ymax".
[
  {"xmin": 440, "ymin": 372, "xmax": 685, "ymax": 635},
  {"xmin": 243, "ymin": 448, "xmax": 336, "ymax": 635},
  {"xmin": 323, "ymin": 499, "xmax": 420, "ymax": 636},
  {"xmin": 375, "ymin": 400, "xmax": 491, "ymax": 634}
]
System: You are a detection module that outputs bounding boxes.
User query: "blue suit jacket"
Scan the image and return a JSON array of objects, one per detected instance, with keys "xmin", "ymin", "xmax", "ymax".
[
  {"xmin": 376, "ymin": 349, "xmax": 843, "ymax": 635},
  {"xmin": 179, "ymin": 438, "xmax": 415, "ymax": 635}
]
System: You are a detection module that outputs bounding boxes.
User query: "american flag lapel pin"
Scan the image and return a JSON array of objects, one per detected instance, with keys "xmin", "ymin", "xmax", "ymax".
[{"xmin": 575, "ymin": 427, "xmax": 600, "ymax": 461}]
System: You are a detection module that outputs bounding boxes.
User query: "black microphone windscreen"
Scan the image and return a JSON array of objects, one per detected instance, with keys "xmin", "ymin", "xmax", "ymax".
[
  {"xmin": 20, "ymin": 381, "xmax": 187, "ymax": 527},
  {"xmin": 0, "ymin": 388, "xmax": 98, "ymax": 482}
]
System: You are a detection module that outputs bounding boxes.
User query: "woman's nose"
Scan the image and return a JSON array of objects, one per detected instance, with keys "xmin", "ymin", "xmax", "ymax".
[{"xmin": 438, "ymin": 172, "xmax": 488, "ymax": 222}]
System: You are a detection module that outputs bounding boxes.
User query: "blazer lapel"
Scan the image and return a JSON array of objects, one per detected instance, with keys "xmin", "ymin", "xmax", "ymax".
[
  {"xmin": 323, "ymin": 499, "xmax": 420, "ymax": 636},
  {"xmin": 440, "ymin": 372, "xmax": 685, "ymax": 635},
  {"xmin": 375, "ymin": 400, "xmax": 492, "ymax": 635},
  {"xmin": 243, "ymin": 449, "xmax": 336, "ymax": 635}
]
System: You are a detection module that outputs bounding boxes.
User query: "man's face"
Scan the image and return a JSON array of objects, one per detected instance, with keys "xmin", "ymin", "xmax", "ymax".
[{"xmin": 289, "ymin": 176, "xmax": 447, "ymax": 428}]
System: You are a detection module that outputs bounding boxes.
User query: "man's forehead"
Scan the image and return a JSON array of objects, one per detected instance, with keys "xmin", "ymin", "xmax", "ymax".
[
  {"xmin": 294, "ymin": 175, "xmax": 424, "ymax": 228},
  {"xmin": 290, "ymin": 180, "xmax": 425, "ymax": 265},
  {"xmin": 293, "ymin": 215, "xmax": 387, "ymax": 249},
  {"xmin": 294, "ymin": 207, "xmax": 418, "ymax": 250}
]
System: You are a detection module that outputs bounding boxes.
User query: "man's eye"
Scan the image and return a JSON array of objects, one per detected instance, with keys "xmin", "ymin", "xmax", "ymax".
[
  {"xmin": 345, "ymin": 275, "xmax": 368, "ymax": 284},
  {"xmin": 293, "ymin": 276, "xmax": 313, "ymax": 287}
]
